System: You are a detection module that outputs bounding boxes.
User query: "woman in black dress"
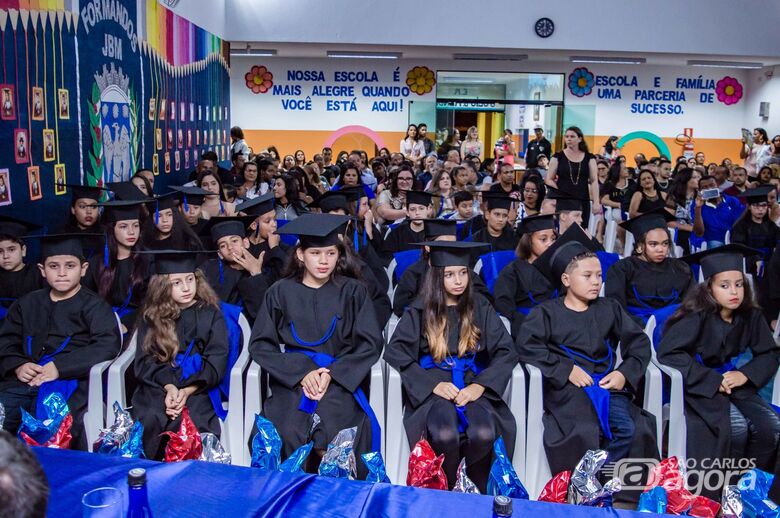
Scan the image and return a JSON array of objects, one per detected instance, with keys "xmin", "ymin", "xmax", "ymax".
[
  {"xmin": 545, "ymin": 126, "xmax": 601, "ymax": 228},
  {"xmin": 628, "ymin": 169, "xmax": 667, "ymax": 218},
  {"xmin": 384, "ymin": 241, "xmax": 517, "ymax": 492}
]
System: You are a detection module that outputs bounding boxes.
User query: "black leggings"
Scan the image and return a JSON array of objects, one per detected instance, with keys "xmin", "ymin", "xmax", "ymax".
[
  {"xmin": 730, "ymin": 395, "xmax": 780, "ymax": 472},
  {"xmin": 426, "ymin": 398, "xmax": 496, "ymax": 492}
]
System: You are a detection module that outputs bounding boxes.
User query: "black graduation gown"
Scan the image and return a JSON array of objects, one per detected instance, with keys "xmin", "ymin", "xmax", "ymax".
[
  {"xmin": 59, "ymin": 222, "xmax": 105, "ymax": 260},
  {"xmin": 515, "ymin": 298, "xmax": 658, "ymax": 475},
  {"xmin": 730, "ymin": 219, "xmax": 780, "ymax": 262},
  {"xmin": 605, "ymin": 256, "xmax": 694, "ymax": 325},
  {"xmin": 381, "ymin": 221, "xmax": 425, "ymax": 262},
  {"xmin": 131, "ymin": 303, "xmax": 229, "ymax": 460},
  {"xmin": 383, "ymin": 295, "xmax": 517, "ymax": 451},
  {"xmin": 471, "ymin": 226, "xmax": 519, "ymax": 253},
  {"xmin": 83, "ymin": 255, "xmax": 149, "ymax": 330},
  {"xmin": 493, "ymin": 259, "xmax": 555, "ymax": 336},
  {"xmin": 763, "ymin": 243, "xmax": 780, "ymax": 321},
  {"xmin": 0, "ymin": 264, "xmax": 44, "ymax": 311},
  {"xmin": 249, "ymin": 277, "xmax": 382, "ymax": 469},
  {"xmin": 393, "ymin": 258, "xmax": 493, "ymax": 317},
  {"xmin": 458, "ymin": 215, "xmax": 485, "ymax": 241},
  {"xmin": 0, "ymin": 288, "xmax": 121, "ymax": 449},
  {"xmin": 199, "ymin": 258, "xmax": 269, "ymax": 322},
  {"xmin": 247, "ymin": 240, "xmax": 291, "ymax": 284},
  {"xmin": 355, "ymin": 259, "xmax": 392, "ymax": 327},
  {"xmin": 656, "ymin": 310, "xmax": 780, "ymax": 484}
]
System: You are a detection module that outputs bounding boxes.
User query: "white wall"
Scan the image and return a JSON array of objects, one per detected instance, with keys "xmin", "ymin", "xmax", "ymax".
[
  {"xmin": 743, "ymin": 68, "xmax": 780, "ymax": 136},
  {"xmin": 158, "ymin": 0, "xmax": 226, "ymax": 39},
  {"xmin": 223, "ymin": 0, "xmax": 780, "ymax": 59}
]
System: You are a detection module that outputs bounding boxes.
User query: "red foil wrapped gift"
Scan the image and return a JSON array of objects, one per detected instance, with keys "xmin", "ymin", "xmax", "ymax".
[
  {"xmin": 20, "ymin": 414, "xmax": 73, "ymax": 449},
  {"xmin": 645, "ymin": 457, "xmax": 720, "ymax": 516},
  {"xmin": 406, "ymin": 439, "xmax": 447, "ymax": 490},
  {"xmin": 539, "ymin": 470, "xmax": 571, "ymax": 503},
  {"xmin": 161, "ymin": 408, "xmax": 203, "ymax": 462}
]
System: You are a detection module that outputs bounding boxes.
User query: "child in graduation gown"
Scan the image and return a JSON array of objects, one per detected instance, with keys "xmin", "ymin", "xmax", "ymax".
[
  {"xmin": 381, "ymin": 190, "xmax": 433, "ymax": 263},
  {"xmin": 131, "ymin": 250, "xmax": 229, "ymax": 460},
  {"xmin": 384, "ymin": 241, "xmax": 518, "ymax": 492},
  {"xmin": 494, "ymin": 214, "xmax": 558, "ymax": 336},
  {"xmin": 657, "ymin": 244, "xmax": 780, "ymax": 498},
  {"xmin": 0, "ymin": 234, "xmax": 121, "ymax": 449},
  {"xmin": 393, "ymin": 219, "xmax": 492, "ymax": 318},
  {"xmin": 249, "ymin": 214, "xmax": 383, "ymax": 475},
  {"xmin": 83, "ymin": 201, "xmax": 150, "ymax": 334},
  {"xmin": 0, "ymin": 216, "xmax": 44, "ymax": 316},
  {"xmin": 605, "ymin": 209, "xmax": 694, "ymax": 329},
  {"xmin": 141, "ymin": 192, "xmax": 204, "ymax": 252},
  {"xmin": 471, "ymin": 194, "xmax": 520, "ymax": 252},
  {"xmin": 516, "ymin": 225, "xmax": 658, "ymax": 479},
  {"xmin": 198, "ymin": 217, "xmax": 269, "ymax": 322},
  {"xmin": 236, "ymin": 192, "xmax": 291, "ymax": 285}
]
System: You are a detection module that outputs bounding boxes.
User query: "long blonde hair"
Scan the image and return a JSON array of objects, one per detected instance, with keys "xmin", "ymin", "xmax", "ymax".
[
  {"xmin": 141, "ymin": 270, "xmax": 220, "ymax": 363},
  {"xmin": 421, "ymin": 266, "xmax": 480, "ymax": 362}
]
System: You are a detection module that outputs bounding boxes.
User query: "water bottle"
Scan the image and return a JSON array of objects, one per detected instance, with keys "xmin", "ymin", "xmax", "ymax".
[{"xmin": 127, "ymin": 468, "xmax": 154, "ymax": 518}]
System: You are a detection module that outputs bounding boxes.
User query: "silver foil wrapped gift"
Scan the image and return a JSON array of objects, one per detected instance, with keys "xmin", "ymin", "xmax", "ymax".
[
  {"xmin": 453, "ymin": 459, "xmax": 480, "ymax": 494},
  {"xmin": 318, "ymin": 427, "xmax": 357, "ymax": 479},
  {"xmin": 721, "ymin": 485, "xmax": 743, "ymax": 518},
  {"xmin": 199, "ymin": 433, "xmax": 231, "ymax": 464},
  {"xmin": 568, "ymin": 449, "xmax": 622, "ymax": 506}
]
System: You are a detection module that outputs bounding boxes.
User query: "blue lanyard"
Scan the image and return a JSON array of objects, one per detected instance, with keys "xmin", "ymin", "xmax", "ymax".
[
  {"xmin": 289, "ymin": 315, "xmax": 341, "ymax": 347},
  {"xmin": 27, "ymin": 335, "xmax": 73, "ymax": 366}
]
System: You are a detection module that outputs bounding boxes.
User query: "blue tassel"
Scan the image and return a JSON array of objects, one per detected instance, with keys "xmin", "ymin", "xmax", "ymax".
[
  {"xmin": 103, "ymin": 234, "xmax": 109, "ymax": 268},
  {"xmin": 154, "ymin": 200, "xmax": 160, "ymax": 225},
  {"xmin": 183, "ymin": 195, "xmax": 189, "ymax": 212},
  {"xmin": 218, "ymin": 257, "xmax": 224, "ymax": 284},
  {"xmin": 353, "ymin": 226, "xmax": 359, "ymax": 253}
]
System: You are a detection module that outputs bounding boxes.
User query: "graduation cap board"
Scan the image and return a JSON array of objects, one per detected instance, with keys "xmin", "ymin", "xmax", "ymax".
[
  {"xmin": 414, "ymin": 241, "xmax": 489, "ymax": 267},
  {"xmin": 106, "ymin": 181, "xmax": 152, "ymax": 202},
  {"xmin": 482, "ymin": 193, "xmax": 513, "ymax": 212},
  {"xmin": 135, "ymin": 249, "xmax": 201, "ymax": 275},
  {"xmin": 533, "ymin": 224, "xmax": 597, "ymax": 286},
  {"xmin": 235, "ymin": 192, "xmax": 274, "ymax": 217},
  {"xmin": 517, "ymin": 214, "xmax": 555, "ymax": 235},
  {"xmin": 275, "ymin": 213, "xmax": 351, "ymax": 248},
  {"xmin": 681, "ymin": 244, "xmax": 760, "ymax": 279},
  {"xmin": 405, "ymin": 190, "xmax": 434, "ymax": 207},
  {"xmin": 546, "ymin": 186, "xmax": 586, "ymax": 212},
  {"xmin": 423, "ymin": 219, "xmax": 458, "ymax": 240},
  {"xmin": 742, "ymin": 185, "xmax": 775, "ymax": 205},
  {"xmin": 200, "ymin": 216, "xmax": 256, "ymax": 244},
  {"xmin": 65, "ymin": 184, "xmax": 104, "ymax": 202},
  {"xmin": 0, "ymin": 215, "xmax": 42, "ymax": 241},
  {"xmin": 308, "ymin": 187, "xmax": 362, "ymax": 214},
  {"xmin": 170, "ymin": 185, "xmax": 212, "ymax": 207},
  {"xmin": 30, "ymin": 233, "xmax": 102, "ymax": 260},
  {"xmin": 619, "ymin": 208, "xmax": 675, "ymax": 237},
  {"xmin": 99, "ymin": 200, "xmax": 146, "ymax": 223}
]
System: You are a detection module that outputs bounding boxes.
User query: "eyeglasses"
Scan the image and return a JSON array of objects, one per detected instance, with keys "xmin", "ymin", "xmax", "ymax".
[
  {"xmin": 523, "ymin": 188, "xmax": 538, "ymax": 194},
  {"xmin": 398, "ymin": 176, "xmax": 414, "ymax": 182}
]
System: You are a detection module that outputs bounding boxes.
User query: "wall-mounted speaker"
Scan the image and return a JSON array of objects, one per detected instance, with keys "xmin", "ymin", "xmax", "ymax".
[{"xmin": 760, "ymin": 102, "xmax": 770, "ymax": 118}]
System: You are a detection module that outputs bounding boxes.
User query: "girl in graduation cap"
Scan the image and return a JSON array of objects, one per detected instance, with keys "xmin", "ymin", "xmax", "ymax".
[
  {"xmin": 516, "ymin": 225, "xmax": 658, "ymax": 485},
  {"xmin": 83, "ymin": 201, "xmax": 150, "ymax": 333},
  {"xmin": 494, "ymin": 214, "xmax": 558, "ymax": 336},
  {"xmin": 248, "ymin": 214, "xmax": 383, "ymax": 476},
  {"xmin": 132, "ymin": 250, "xmax": 229, "ymax": 460},
  {"xmin": 384, "ymin": 240, "xmax": 517, "ymax": 492},
  {"xmin": 605, "ymin": 209, "xmax": 694, "ymax": 332},
  {"xmin": 141, "ymin": 193, "xmax": 204, "ymax": 252},
  {"xmin": 236, "ymin": 193, "xmax": 291, "ymax": 285},
  {"xmin": 657, "ymin": 244, "xmax": 780, "ymax": 498},
  {"xmin": 730, "ymin": 185, "xmax": 780, "ymax": 268}
]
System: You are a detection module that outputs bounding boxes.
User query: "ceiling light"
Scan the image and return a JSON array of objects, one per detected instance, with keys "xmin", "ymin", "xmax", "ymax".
[
  {"xmin": 229, "ymin": 47, "xmax": 277, "ymax": 57},
  {"xmin": 326, "ymin": 51, "xmax": 401, "ymax": 59},
  {"xmin": 571, "ymin": 56, "xmax": 646, "ymax": 65},
  {"xmin": 688, "ymin": 60, "xmax": 763, "ymax": 69},
  {"xmin": 453, "ymin": 53, "xmax": 528, "ymax": 62}
]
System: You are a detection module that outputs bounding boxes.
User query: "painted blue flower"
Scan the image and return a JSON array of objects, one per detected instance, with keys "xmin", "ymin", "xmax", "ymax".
[{"xmin": 568, "ymin": 67, "xmax": 595, "ymax": 97}]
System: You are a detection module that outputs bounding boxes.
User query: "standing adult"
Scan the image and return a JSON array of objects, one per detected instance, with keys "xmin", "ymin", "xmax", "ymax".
[
  {"xmin": 545, "ymin": 126, "xmax": 602, "ymax": 228},
  {"xmin": 230, "ymin": 126, "xmax": 250, "ymax": 158},
  {"xmin": 418, "ymin": 123, "xmax": 435, "ymax": 155},
  {"xmin": 525, "ymin": 126, "xmax": 552, "ymax": 169},
  {"xmin": 494, "ymin": 129, "xmax": 516, "ymax": 167},
  {"xmin": 400, "ymin": 124, "xmax": 425, "ymax": 162},
  {"xmin": 740, "ymin": 127, "xmax": 771, "ymax": 177},
  {"xmin": 460, "ymin": 126, "xmax": 483, "ymax": 161}
]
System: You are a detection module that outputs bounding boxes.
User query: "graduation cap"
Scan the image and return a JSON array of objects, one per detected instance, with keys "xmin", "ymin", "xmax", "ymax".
[
  {"xmin": 308, "ymin": 187, "xmax": 362, "ymax": 213},
  {"xmin": 275, "ymin": 213, "xmax": 350, "ymax": 248},
  {"xmin": 169, "ymin": 185, "xmax": 211, "ymax": 208},
  {"xmin": 546, "ymin": 187, "xmax": 585, "ymax": 212},
  {"xmin": 100, "ymin": 200, "xmax": 146, "ymax": 223},
  {"xmin": 135, "ymin": 249, "xmax": 200, "ymax": 275},
  {"xmin": 414, "ymin": 241, "xmax": 489, "ymax": 267},
  {"xmin": 33, "ymin": 233, "xmax": 101, "ymax": 261},
  {"xmin": 619, "ymin": 208, "xmax": 675, "ymax": 237},
  {"xmin": 106, "ymin": 181, "xmax": 151, "ymax": 202},
  {"xmin": 200, "ymin": 216, "xmax": 255, "ymax": 244},
  {"xmin": 518, "ymin": 214, "xmax": 556, "ymax": 235},
  {"xmin": 145, "ymin": 192, "xmax": 180, "ymax": 224},
  {"xmin": 423, "ymin": 219, "xmax": 458, "ymax": 240},
  {"xmin": 481, "ymin": 192, "xmax": 514, "ymax": 212},
  {"xmin": 0, "ymin": 215, "xmax": 42, "ymax": 241},
  {"xmin": 742, "ymin": 185, "xmax": 775, "ymax": 204},
  {"xmin": 405, "ymin": 190, "xmax": 434, "ymax": 207},
  {"xmin": 65, "ymin": 184, "xmax": 104, "ymax": 202},
  {"xmin": 235, "ymin": 192, "xmax": 274, "ymax": 217},
  {"xmin": 681, "ymin": 244, "xmax": 760, "ymax": 279},
  {"xmin": 533, "ymin": 224, "xmax": 597, "ymax": 286}
]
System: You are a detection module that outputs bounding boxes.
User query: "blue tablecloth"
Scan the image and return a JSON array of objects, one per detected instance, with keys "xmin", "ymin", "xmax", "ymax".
[{"xmin": 35, "ymin": 448, "xmax": 654, "ymax": 517}]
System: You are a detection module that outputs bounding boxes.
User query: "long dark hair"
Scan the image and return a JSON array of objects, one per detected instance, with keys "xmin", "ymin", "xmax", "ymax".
[
  {"xmin": 420, "ymin": 266, "xmax": 480, "ymax": 362},
  {"xmin": 665, "ymin": 273, "xmax": 758, "ymax": 330},
  {"xmin": 637, "ymin": 169, "xmax": 661, "ymax": 194},
  {"xmin": 196, "ymin": 170, "xmax": 228, "ymax": 202},
  {"xmin": 274, "ymin": 173, "xmax": 301, "ymax": 203},
  {"xmin": 283, "ymin": 241, "xmax": 362, "ymax": 282},
  {"xmin": 338, "ymin": 162, "xmax": 366, "ymax": 187},
  {"xmin": 565, "ymin": 126, "xmax": 589, "ymax": 153},
  {"xmin": 97, "ymin": 220, "xmax": 146, "ymax": 299},
  {"xmin": 405, "ymin": 124, "xmax": 418, "ymax": 141},
  {"xmin": 389, "ymin": 164, "xmax": 413, "ymax": 197},
  {"xmin": 519, "ymin": 173, "xmax": 546, "ymax": 210},
  {"xmin": 141, "ymin": 208, "xmax": 203, "ymax": 251},
  {"xmin": 604, "ymin": 136, "xmax": 618, "ymax": 154},
  {"xmin": 515, "ymin": 229, "xmax": 558, "ymax": 261},
  {"xmin": 668, "ymin": 167, "xmax": 696, "ymax": 207},
  {"xmin": 632, "ymin": 228, "xmax": 673, "ymax": 257}
]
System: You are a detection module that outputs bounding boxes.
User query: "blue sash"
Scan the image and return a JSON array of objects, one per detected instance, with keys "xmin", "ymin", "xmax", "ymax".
[
  {"xmin": 217, "ymin": 301, "xmax": 242, "ymax": 402},
  {"xmin": 286, "ymin": 315, "xmax": 382, "ymax": 453},
  {"xmin": 28, "ymin": 335, "xmax": 78, "ymax": 420},
  {"xmin": 560, "ymin": 344, "xmax": 614, "ymax": 440},
  {"xmin": 626, "ymin": 285, "xmax": 681, "ymax": 345},
  {"xmin": 478, "ymin": 251, "xmax": 516, "ymax": 294},
  {"xmin": 419, "ymin": 353, "xmax": 484, "ymax": 433},
  {"xmin": 516, "ymin": 289, "xmax": 559, "ymax": 316},
  {"xmin": 112, "ymin": 287, "xmax": 134, "ymax": 319},
  {"xmin": 0, "ymin": 297, "xmax": 16, "ymax": 320},
  {"xmin": 695, "ymin": 353, "xmax": 737, "ymax": 375},
  {"xmin": 175, "ymin": 339, "xmax": 228, "ymax": 420}
]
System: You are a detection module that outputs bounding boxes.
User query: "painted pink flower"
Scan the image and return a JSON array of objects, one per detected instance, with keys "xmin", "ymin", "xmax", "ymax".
[
  {"xmin": 715, "ymin": 76, "xmax": 743, "ymax": 105},
  {"xmin": 245, "ymin": 65, "xmax": 273, "ymax": 94}
]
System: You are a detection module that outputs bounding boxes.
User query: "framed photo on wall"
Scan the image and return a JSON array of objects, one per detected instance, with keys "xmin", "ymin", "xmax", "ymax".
[
  {"xmin": 14, "ymin": 128, "xmax": 29, "ymax": 165},
  {"xmin": 43, "ymin": 129, "xmax": 56, "ymax": 162},
  {"xmin": 159, "ymin": 98, "xmax": 166, "ymax": 120},
  {"xmin": 164, "ymin": 152, "xmax": 170, "ymax": 174},
  {"xmin": 174, "ymin": 150, "xmax": 180, "ymax": 171},
  {"xmin": 54, "ymin": 164, "xmax": 66, "ymax": 195},
  {"xmin": 148, "ymin": 97, "xmax": 157, "ymax": 121},
  {"xmin": 156, "ymin": 128, "xmax": 163, "ymax": 151},
  {"xmin": 0, "ymin": 169, "xmax": 12, "ymax": 206},
  {"xmin": 1, "ymin": 85, "xmax": 15, "ymax": 120},
  {"xmin": 27, "ymin": 166, "xmax": 42, "ymax": 201},
  {"xmin": 152, "ymin": 153, "xmax": 159, "ymax": 175},
  {"xmin": 58, "ymin": 89, "xmax": 70, "ymax": 120},
  {"xmin": 31, "ymin": 87, "xmax": 44, "ymax": 121},
  {"xmin": 184, "ymin": 149, "xmax": 190, "ymax": 170}
]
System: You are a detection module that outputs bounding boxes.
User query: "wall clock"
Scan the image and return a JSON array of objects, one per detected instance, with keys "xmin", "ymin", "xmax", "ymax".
[{"xmin": 535, "ymin": 17, "xmax": 554, "ymax": 38}]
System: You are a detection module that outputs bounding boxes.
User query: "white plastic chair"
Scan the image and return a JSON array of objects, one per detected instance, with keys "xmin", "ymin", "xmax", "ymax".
[
  {"xmin": 642, "ymin": 316, "xmax": 665, "ymax": 455},
  {"xmin": 473, "ymin": 258, "xmax": 483, "ymax": 275},
  {"xmin": 243, "ymin": 354, "xmax": 386, "ymax": 465},
  {"xmin": 105, "ymin": 313, "xmax": 253, "ymax": 465},
  {"xmin": 84, "ymin": 312, "xmax": 124, "ymax": 451},
  {"xmin": 623, "ymin": 231, "xmax": 635, "ymax": 259},
  {"xmin": 385, "ymin": 259, "xmax": 397, "ymax": 302},
  {"xmin": 603, "ymin": 208, "xmax": 619, "ymax": 254},
  {"xmin": 587, "ymin": 203, "xmax": 601, "ymax": 236},
  {"xmin": 385, "ymin": 318, "xmax": 526, "ymax": 487}
]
